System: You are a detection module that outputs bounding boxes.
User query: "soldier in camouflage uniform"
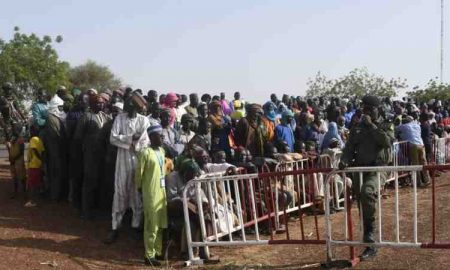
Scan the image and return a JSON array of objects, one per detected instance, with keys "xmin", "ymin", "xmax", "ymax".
[
  {"xmin": 0, "ymin": 82, "xmax": 26, "ymax": 142},
  {"xmin": 0, "ymin": 83, "xmax": 27, "ymax": 198},
  {"xmin": 339, "ymin": 95, "xmax": 394, "ymax": 260}
]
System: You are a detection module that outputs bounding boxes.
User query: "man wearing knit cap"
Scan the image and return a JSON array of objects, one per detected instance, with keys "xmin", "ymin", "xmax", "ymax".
[
  {"xmin": 340, "ymin": 95, "xmax": 394, "ymax": 260},
  {"xmin": 135, "ymin": 124, "xmax": 167, "ymax": 266},
  {"xmin": 105, "ymin": 91, "xmax": 150, "ymax": 244}
]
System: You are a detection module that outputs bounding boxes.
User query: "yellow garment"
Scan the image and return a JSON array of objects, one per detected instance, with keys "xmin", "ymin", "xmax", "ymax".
[
  {"xmin": 165, "ymin": 158, "xmax": 174, "ymax": 175},
  {"xmin": 27, "ymin": 136, "xmax": 45, "ymax": 169},
  {"xmin": 261, "ymin": 116, "xmax": 276, "ymax": 142},
  {"xmin": 135, "ymin": 146, "xmax": 168, "ymax": 259},
  {"xmin": 9, "ymin": 139, "xmax": 26, "ymax": 181}
]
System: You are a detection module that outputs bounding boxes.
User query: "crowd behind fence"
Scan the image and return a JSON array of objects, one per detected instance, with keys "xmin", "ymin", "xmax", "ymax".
[{"xmin": 182, "ymin": 138, "xmax": 450, "ymax": 266}]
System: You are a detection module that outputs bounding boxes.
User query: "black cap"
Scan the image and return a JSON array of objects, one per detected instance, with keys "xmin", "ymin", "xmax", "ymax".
[{"xmin": 362, "ymin": 95, "xmax": 380, "ymax": 107}]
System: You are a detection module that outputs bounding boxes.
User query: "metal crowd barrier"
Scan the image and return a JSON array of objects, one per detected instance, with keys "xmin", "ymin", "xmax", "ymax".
[
  {"xmin": 386, "ymin": 141, "xmax": 410, "ymax": 183},
  {"xmin": 274, "ymin": 159, "xmax": 313, "ymax": 230},
  {"xmin": 182, "ymin": 167, "xmax": 332, "ymax": 265},
  {"xmin": 182, "ymin": 163, "xmax": 450, "ymax": 267},
  {"xmin": 324, "ymin": 164, "xmax": 450, "ymax": 267},
  {"xmin": 431, "ymin": 137, "xmax": 450, "ymax": 165}
]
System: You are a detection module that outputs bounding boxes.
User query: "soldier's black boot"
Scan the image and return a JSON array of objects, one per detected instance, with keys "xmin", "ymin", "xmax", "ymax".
[
  {"xmin": 10, "ymin": 178, "xmax": 18, "ymax": 199},
  {"xmin": 360, "ymin": 222, "xmax": 377, "ymax": 260},
  {"xmin": 360, "ymin": 246, "xmax": 377, "ymax": 261},
  {"xmin": 104, "ymin": 230, "xmax": 119, "ymax": 244}
]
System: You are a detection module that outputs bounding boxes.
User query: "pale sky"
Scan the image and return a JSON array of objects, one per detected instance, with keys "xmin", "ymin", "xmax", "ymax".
[{"xmin": 0, "ymin": 0, "xmax": 447, "ymax": 103}]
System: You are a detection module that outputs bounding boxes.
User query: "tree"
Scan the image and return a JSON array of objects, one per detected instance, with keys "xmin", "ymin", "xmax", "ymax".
[
  {"xmin": 69, "ymin": 60, "xmax": 122, "ymax": 91},
  {"xmin": 306, "ymin": 67, "xmax": 408, "ymax": 98},
  {"xmin": 407, "ymin": 78, "xmax": 450, "ymax": 103},
  {"xmin": 0, "ymin": 27, "xmax": 70, "ymax": 100}
]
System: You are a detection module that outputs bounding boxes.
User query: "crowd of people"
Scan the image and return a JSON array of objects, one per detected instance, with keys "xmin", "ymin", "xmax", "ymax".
[{"xmin": 1, "ymin": 81, "xmax": 450, "ymax": 264}]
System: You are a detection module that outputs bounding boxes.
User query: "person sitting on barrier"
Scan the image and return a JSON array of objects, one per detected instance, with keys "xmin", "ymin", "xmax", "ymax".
[
  {"xmin": 275, "ymin": 140, "xmax": 303, "ymax": 161},
  {"xmin": 232, "ymin": 147, "xmax": 258, "ymax": 173},
  {"xmin": 322, "ymin": 138, "xmax": 342, "ymax": 168},
  {"xmin": 165, "ymin": 159, "xmax": 220, "ymax": 263},
  {"xmin": 321, "ymin": 122, "xmax": 344, "ymax": 153},
  {"xmin": 212, "ymin": 151, "xmax": 227, "ymax": 164},
  {"xmin": 322, "ymin": 138, "xmax": 351, "ymax": 206},
  {"xmin": 339, "ymin": 95, "xmax": 394, "ymax": 261},
  {"xmin": 396, "ymin": 115, "xmax": 430, "ymax": 186},
  {"xmin": 194, "ymin": 147, "xmax": 236, "ymax": 175}
]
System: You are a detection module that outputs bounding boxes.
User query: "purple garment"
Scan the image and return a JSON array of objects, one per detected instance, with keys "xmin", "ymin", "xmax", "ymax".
[{"xmin": 221, "ymin": 100, "xmax": 232, "ymax": 115}]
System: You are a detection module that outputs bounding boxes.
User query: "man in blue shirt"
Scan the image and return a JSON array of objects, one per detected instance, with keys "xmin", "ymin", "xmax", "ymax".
[
  {"xmin": 395, "ymin": 115, "xmax": 430, "ymax": 186},
  {"xmin": 31, "ymin": 89, "xmax": 48, "ymax": 130}
]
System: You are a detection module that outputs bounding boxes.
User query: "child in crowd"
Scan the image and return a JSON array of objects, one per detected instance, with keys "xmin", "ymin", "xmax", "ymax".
[
  {"xmin": 25, "ymin": 126, "xmax": 45, "ymax": 207},
  {"xmin": 8, "ymin": 124, "xmax": 26, "ymax": 199}
]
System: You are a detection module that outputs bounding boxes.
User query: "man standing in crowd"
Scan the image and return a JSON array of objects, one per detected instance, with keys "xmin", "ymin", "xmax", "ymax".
[
  {"xmin": 185, "ymin": 93, "xmax": 199, "ymax": 117},
  {"xmin": 135, "ymin": 124, "xmax": 167, "ymax": 266},
  {"xmin": 42, "ymin": 95, "xmax": 67, "ymax": 201},
  {"xmin": 31, "ymin": 89, "xmax": 48, "ymax": 131},
  {"xmin": 339, "ymin": 95, "xmax": 394, "ymax": 260},
  {"xmin": 67, "ymin": 92, "xmax": 90, "ymax": 208},
  {"xmin": 106, "ymin": 92, "xmax": 150, "ymax": 244},
  {"xmin": 396, "ymin": 115, "xmax": 430, "ymax": 186},
  {"xmin": 179, "ymin": 114, "xmax": 195, "ymax": 145},
  {"xmin": 74, "ymin": 95, "xmax": 110, "ymax": 219},
  {"xmin": 234, "ymin": 104, "xmax": 266, "ymax": 157},
  {"xmin": 99, "ymin": 102, "xmax": 123, "ymax": 213}
]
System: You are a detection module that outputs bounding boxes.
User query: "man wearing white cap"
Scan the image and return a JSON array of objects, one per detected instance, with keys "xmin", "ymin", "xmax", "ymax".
[{"xmin": 135, "ymin": 124, "xmax": 167, "ymax": 266}]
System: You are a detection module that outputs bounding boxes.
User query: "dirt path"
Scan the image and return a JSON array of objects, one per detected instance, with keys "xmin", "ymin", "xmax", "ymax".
[{"xmin": 1, "ymin": 156, "xmax": 450, "ymax": 270}]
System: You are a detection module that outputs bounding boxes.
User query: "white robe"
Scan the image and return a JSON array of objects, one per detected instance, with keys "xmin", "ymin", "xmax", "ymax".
[{"xmin": 110, "ymin": 112, "xmax": 150, "ymax": 230}]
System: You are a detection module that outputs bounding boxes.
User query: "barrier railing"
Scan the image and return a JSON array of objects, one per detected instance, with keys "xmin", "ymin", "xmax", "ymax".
[
  {"xmin": 431, "ymin": 137, "xmax": 450, "ymax": 165},
  {"xmin": 324, "ymin": 164, "xmax": 450, "ymax": 267},
  {"xmin": 386, "ymin": 141, "xmax": 410, "ymax": 183},
  {"xmin": 182, "ymin": 168, "xmax": 332, "ymax": 265},
  {"xmin": 317, "ymin": 153, "xmax": 346, "ymax": 211},
  {"xmin": 274, "ymin": 159, "xmax": 312, "ymax": 230}
]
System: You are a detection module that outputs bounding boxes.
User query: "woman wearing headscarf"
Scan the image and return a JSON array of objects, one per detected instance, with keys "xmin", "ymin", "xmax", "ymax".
[
  {"xmin": 162, "ymin": 92, "xmax": 178, "ymax": 128},
  {"xmin": 321, "ymin": 122, "xmax": 344, "ymax": 152},
  {"xmin": 208, "ymin": 101, "xmax": 231, "ymax": 157},
  {"xmin": 274, "ymin": 110, "xmax": 295, "ymax": 152},
  {"xmin": 261, "ymin": 101, "xmax": 278, "ymax": 142}
]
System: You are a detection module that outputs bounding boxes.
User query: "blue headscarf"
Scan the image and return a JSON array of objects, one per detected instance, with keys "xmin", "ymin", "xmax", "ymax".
[
  {"xmin": 321, "ymin": 122, "xmax": 344, "ymax": 151},
  {"xmin": 263, "ymin": 101, "xmax": 277, "ymax": 122}
]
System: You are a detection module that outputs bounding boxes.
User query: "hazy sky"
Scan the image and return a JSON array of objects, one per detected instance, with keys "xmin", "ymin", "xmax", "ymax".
[{"xmin": 0, "ymin": 0, "xmax": 447, "ymax": 102}]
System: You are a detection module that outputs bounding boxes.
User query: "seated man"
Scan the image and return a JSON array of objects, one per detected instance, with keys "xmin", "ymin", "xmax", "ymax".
[
  {"xmin": 194, "ymin": 147, "xmax": 236, "ymax": 174},
  {"xmin": 165, "ymin": 159, "xmax": 219, "ymax": 262},
  {"xmin": 322, "ymin": 138, "xmax": 351, "ymax": 202},
  {"xmin": 189, "ymin": 118, "xmax": 211, "ymax": 152}
]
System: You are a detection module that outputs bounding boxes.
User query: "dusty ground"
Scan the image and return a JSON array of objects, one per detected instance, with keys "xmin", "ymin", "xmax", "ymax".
[{"xmin": 1, "ymin": 155, "xmax": 450, "ymax": 270}]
